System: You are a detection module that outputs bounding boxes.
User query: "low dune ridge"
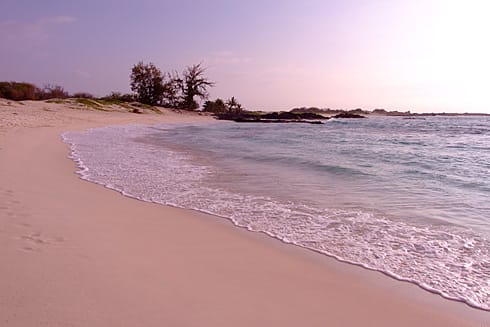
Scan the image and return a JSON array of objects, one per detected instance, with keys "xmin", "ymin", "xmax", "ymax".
[
  {"xmin": 0, "ymin": 98, "xmax": 212, "ymax": 134},
  {"xmin": 0, "ymin": 100, "xmax": 488, "ymax": 326}
]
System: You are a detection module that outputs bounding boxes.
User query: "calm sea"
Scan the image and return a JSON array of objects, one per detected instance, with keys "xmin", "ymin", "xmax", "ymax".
[{"xmin": 63, "ymin": 116, "xmax": 490, "ymax": 310}]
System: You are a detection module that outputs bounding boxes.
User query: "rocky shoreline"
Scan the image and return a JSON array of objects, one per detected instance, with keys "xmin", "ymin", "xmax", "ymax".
[{"xmin": 214, "ymin": 111, "xmax": 366, "ymax": 124}]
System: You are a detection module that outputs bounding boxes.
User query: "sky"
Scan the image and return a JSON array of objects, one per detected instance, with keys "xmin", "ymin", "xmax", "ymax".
[{"xmin": 1, "ymin": 0, "xmax": 489, "ymax": 113}]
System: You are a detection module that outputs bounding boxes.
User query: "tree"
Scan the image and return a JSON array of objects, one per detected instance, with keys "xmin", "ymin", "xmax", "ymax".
[
  {"xmin": 226, "ymin": 96, "xmax": 243, "ymax": 114},
  {"xmin": 203, "ymin": 98, "xmax": 227, "ymax": 113},
  {"xmin": 180, "ymin": 63, "xmax": 214, "ymax": 110},
  {"xmin": 130, "ymin": 62, "xmax": 164, "ymax": 105},
  {"xmin": 161, "ymin": 71, "xmax": 183, "ymax": 108}
]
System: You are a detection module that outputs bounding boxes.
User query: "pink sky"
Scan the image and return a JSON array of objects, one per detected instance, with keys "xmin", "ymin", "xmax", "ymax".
[{"xmin": 1, "ymin": 0, "xmax": 489, "ymax": 113}]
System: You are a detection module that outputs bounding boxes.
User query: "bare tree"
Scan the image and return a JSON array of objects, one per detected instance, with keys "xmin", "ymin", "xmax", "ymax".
[{"xmin": 180, "ymin": 63, "xmax": 214, "ymax": 110}]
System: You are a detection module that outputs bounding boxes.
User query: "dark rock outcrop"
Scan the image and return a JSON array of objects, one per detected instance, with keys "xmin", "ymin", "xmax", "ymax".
[
  {"xmin": 261, "ymin": 112, "xmax": 326, "ymax": 120},
  {"xmin": 332, "ymin": 112, "xmax": 366, "ymax": 119},
  {"xmin": 215, "ymin": 111, "xmax": 327, "ymax": 124}
]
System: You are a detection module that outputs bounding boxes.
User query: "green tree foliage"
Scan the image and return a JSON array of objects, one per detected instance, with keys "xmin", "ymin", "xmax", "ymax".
[
  {"xmin": 180, "ymin": 63, "xmax": 214, "ymax": 110},
  {"xmin": 130, "ymin": 62, "xmax": 165, "ymax": 105},
  {"xmin": 203, "ymin": 98, "xmax": 227, "ymax": 113}
]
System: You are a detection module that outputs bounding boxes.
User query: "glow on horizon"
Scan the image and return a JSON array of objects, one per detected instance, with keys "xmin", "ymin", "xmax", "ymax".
[
  {"xmin": 0, "ymin": 0, "xmax": 489, "ymax": 113},
  {"xmin": 386, "ymin": 0, "xmax": 490, "ymax": 113}
]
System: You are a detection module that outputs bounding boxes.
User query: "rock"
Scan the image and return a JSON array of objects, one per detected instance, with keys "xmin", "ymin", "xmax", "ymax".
[
  {"xmin": 261, "ymin": 112, "xmax": 326, "ymax": 120},
  {"xmin": 215, "ymin": 111, "xmax": 328, "ymax": 123},
  {"xmin": 332, "ymin": 112, "xmax": 366, "ymax": 119},
  {"xmin": 214, "ymin": 112, "xmax": 324, "ymax": 124}
]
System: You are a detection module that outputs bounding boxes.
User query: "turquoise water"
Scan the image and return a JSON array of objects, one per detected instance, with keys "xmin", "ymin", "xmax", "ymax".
[{"xmin": 63, "ymin": 116, "xmax": 490, "ymax": 310}]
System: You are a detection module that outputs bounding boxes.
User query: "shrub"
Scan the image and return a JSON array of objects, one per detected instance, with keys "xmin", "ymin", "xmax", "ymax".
[
  {"xmin": 0, "ymin": 81, "xmax": 71, "ymax": 101},
  {"xmin": 101, "ymin": 92, "xmax": 136, "ymax": 103},
  {"xmin": 37, "ymin": 84, "xmax": 68, "ymax": 100},
  {"xmin": 72, "ymin": 92, "xmax": 94, "ymax": 99},
  {"xmin": 0, "ymin": 82, "xmax": 37, "ymax": 100},
  {"xmin": 203, "ymin": 98, "xmax": 227, "ymax": 113}
]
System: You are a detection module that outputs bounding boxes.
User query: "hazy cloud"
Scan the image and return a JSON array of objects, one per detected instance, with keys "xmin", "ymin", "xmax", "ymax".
[
  {"xmin": 41, "ymin": 15, "xmax": 77, "ymax": 25},
  {"xmin": 0, "ymin": 15, "xmax": 76, "ymax": 43},
  {"xmin": 207, "ymin": 51, "xmax": 252, "ymax": 65},
  {"xmin": 75, "ymin": 70, "xmax": 91, "ymax": 79}
]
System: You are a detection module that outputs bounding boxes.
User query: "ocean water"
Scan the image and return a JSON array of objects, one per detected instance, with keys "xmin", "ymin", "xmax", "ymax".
[{"xmin": 63, "ymin": 116, "xmax": 490, "ymax": 310}]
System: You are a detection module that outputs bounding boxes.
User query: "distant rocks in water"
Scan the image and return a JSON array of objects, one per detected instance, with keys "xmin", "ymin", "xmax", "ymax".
[
  {"xmin": 332, "ymin": 112, "xmax": 366, "ymax": 119},
  {"xmin": 215, "ymin": 110, "xmax": 370, "ymax": 124},
  {"xmin": 261, "ymin": 112, "xmax": 326, "ymax": 120},
  {"xmin": 215, "ymin": 111, "xmax": 327, "ymax": 124}
]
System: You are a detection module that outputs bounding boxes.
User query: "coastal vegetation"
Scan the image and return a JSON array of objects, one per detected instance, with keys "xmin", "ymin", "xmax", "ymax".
[
  {"xmin": 202, "ymin": 98, "xmax": 227, "ymax": 113},
  {"xmin": 74, "ymin": 98, "xmax": 109, "ymax": 111},
  {"xmin": 0, "ymin": 61, "xmax": 216, "ymax": 111},
  {"xmin": 130, "ymin": 62, "xmax": 214, "ymax": 109},
  {"xmin": 0, "ymin": 82, "xmax": 68, "ymax": 101},
  {"xmin": 130, "ymin": 62, "xmax": 165, "ymax": 106},
  {"xmin": 203, "ymin": 96, "xmax": 244, "ymax": 114}
]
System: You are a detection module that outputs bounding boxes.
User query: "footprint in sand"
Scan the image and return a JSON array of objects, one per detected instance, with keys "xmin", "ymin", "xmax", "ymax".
[
  {"xmin": 20, "ymin": 245, "xmax": 41, "ymax": 252},
  {"xmin": 21, "ymin": 232, "xmax": 46, "ymax": 244},
  {"xmin": 0, "ymin": 189, "xmax": 31, "ymax": 221},
  {"xmin": 18, "ymin": 232, "xmax": 65, "ymax": 252}
]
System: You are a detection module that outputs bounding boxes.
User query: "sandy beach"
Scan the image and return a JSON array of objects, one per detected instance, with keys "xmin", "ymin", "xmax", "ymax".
[{"xmin": 0, "ymin": 99, "xmax": 488, "ymax": 326}]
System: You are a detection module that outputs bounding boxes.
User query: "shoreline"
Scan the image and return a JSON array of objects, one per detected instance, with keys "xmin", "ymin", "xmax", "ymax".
[
  {"xmin": 1, "ymin": 101, "xmax": 488, "ymax": 326},
  {"xmin": 63, "ymin": 123, "xmax": 489, "ymax": 313}
]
